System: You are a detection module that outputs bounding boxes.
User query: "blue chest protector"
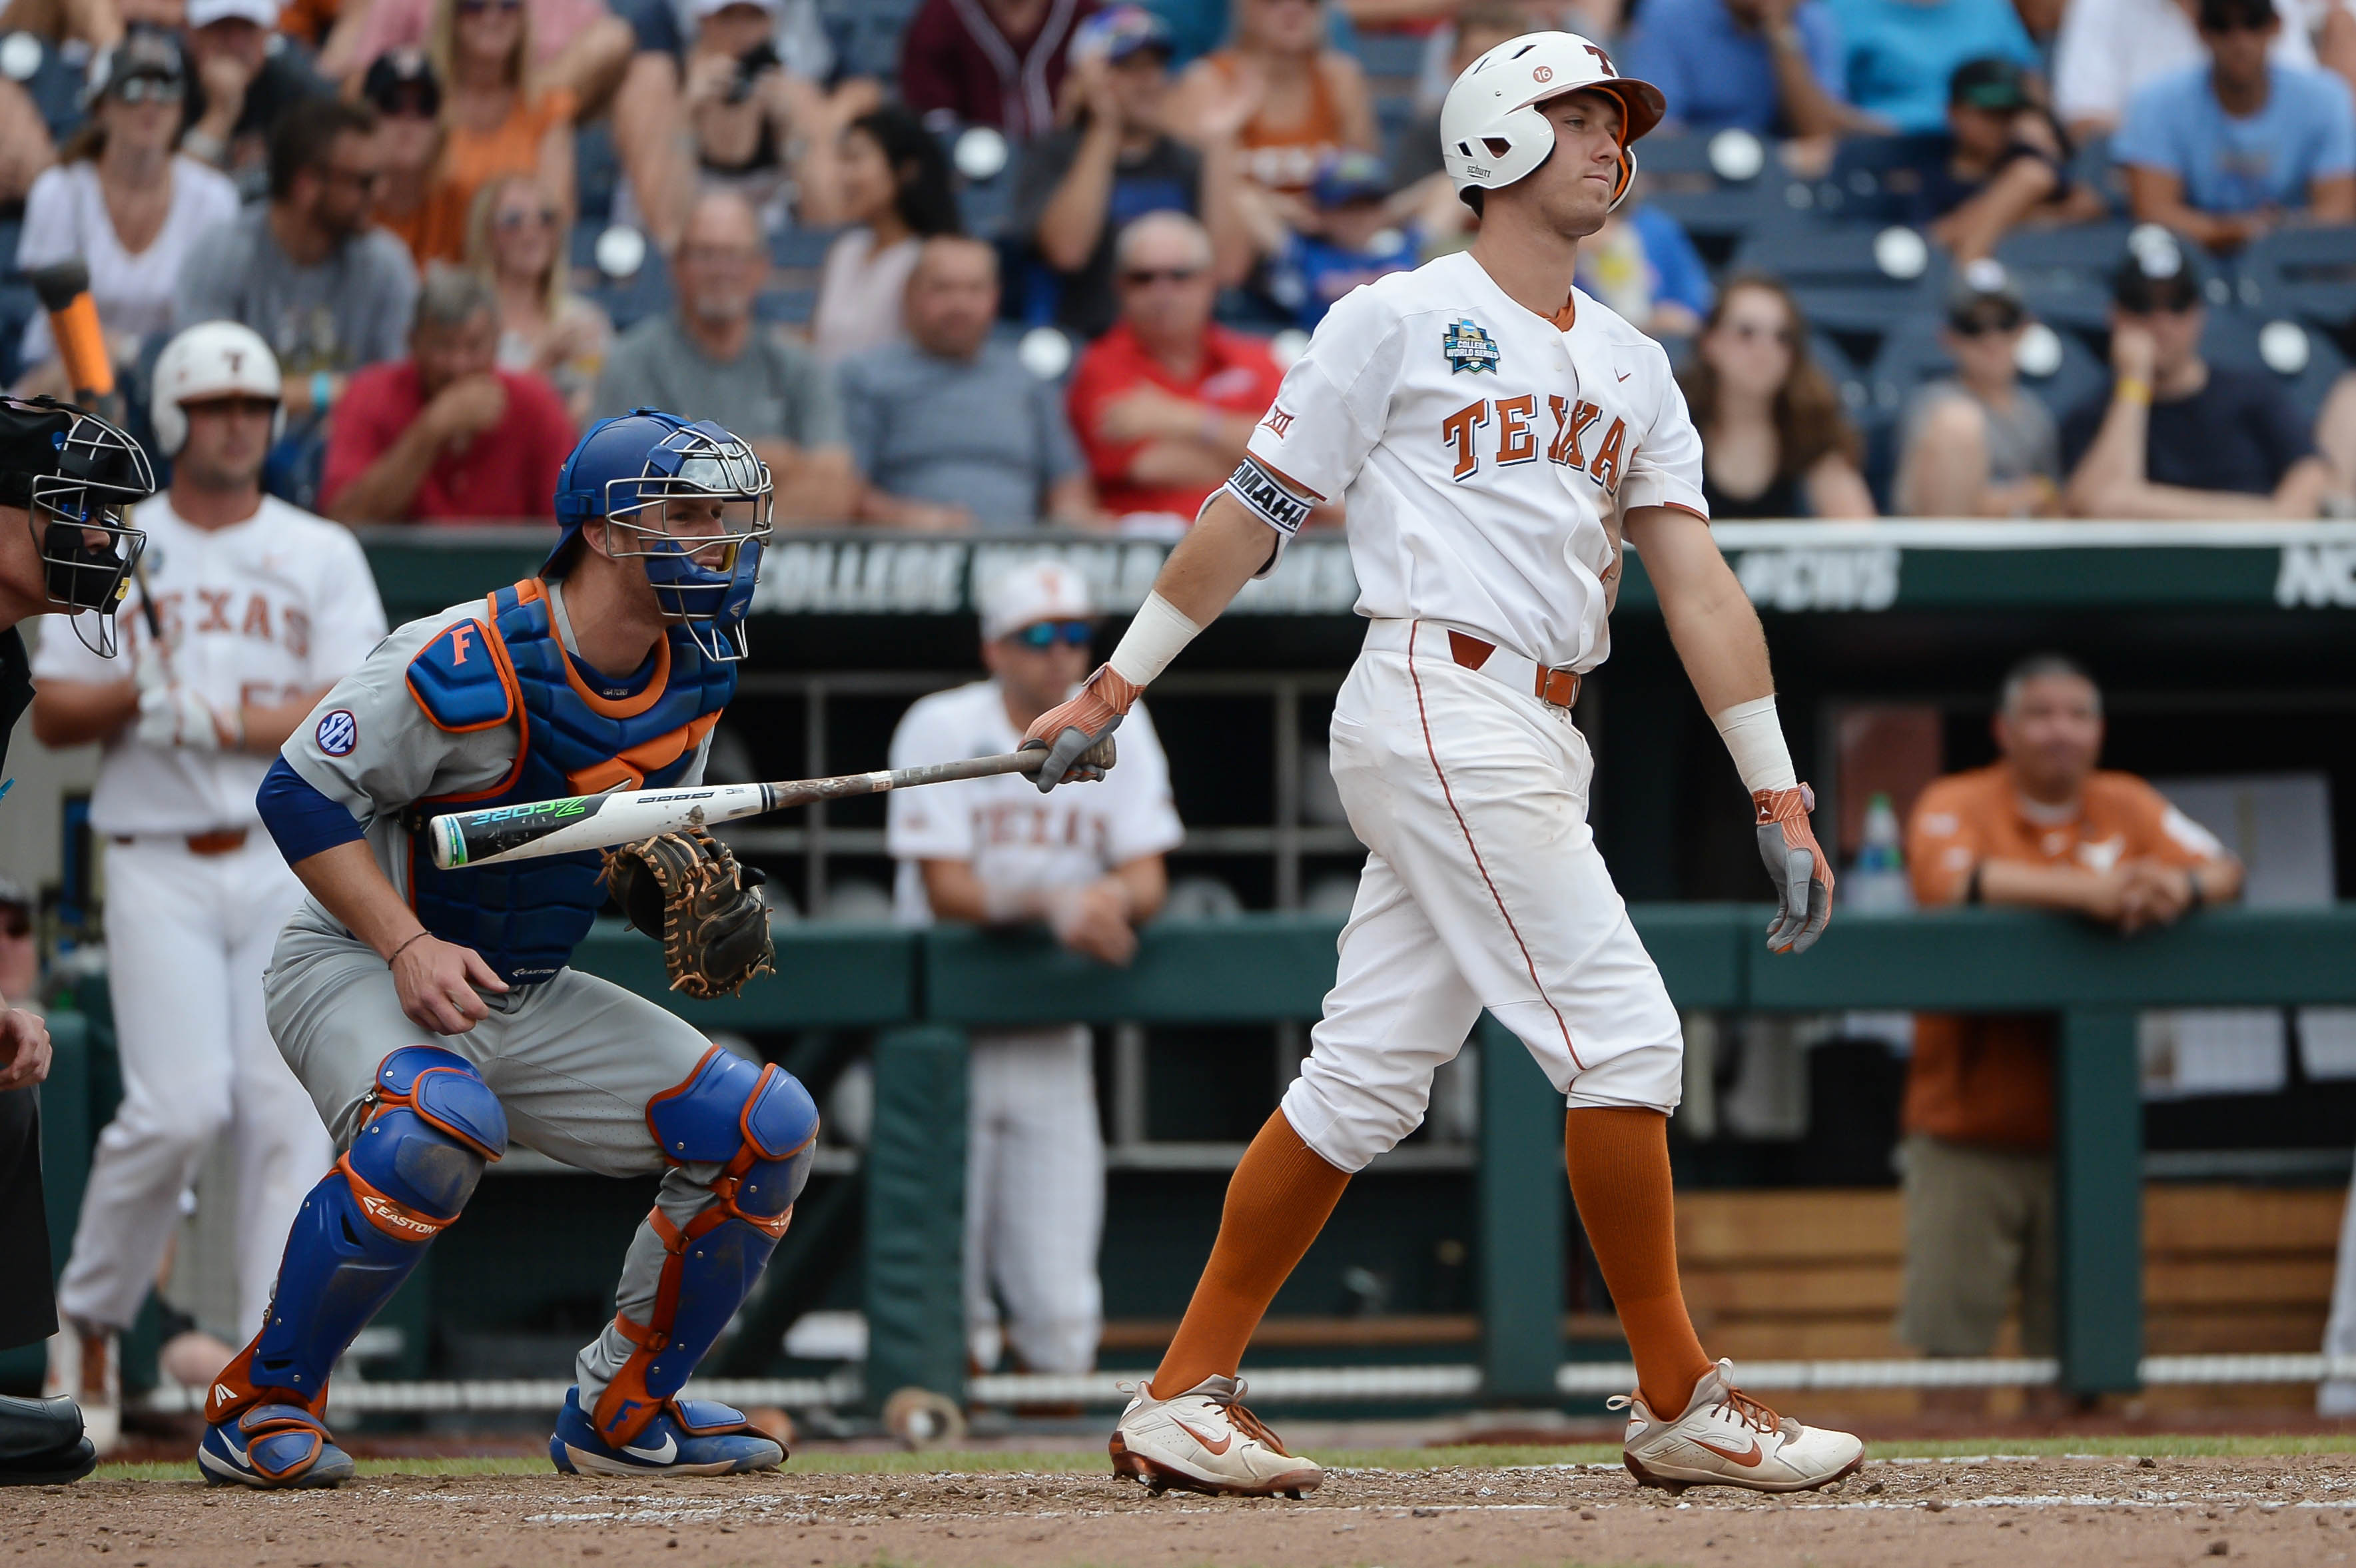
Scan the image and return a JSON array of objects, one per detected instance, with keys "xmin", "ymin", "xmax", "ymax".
[{"xmin": 404, "ymin": 578, "xmax": 736, "ymax": 984}]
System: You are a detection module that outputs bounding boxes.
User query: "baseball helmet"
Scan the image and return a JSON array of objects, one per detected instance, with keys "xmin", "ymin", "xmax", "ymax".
[
  {"xmin": 1438, "ymin": 31, "xmax": 1665, "ymax": 212},
  {"xmin": 550, "ymin": 409, "xmax": 773, "ymax": 661},
  {"xmin": 151, "ymin": 320, "xmax": 284, "ymax": 457},
  {"xmin": 0, "ymin": 395, "xmax": 153, "ymax": 656}
]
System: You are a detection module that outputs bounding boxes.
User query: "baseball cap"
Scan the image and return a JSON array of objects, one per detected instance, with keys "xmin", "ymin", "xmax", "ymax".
[
  {"xmin": 83, "ymin": 27, "xmax": 185, "ymax": 108},
  {"xmin": 1945, "ymin": 257, "xmax": 2026, "ymax": 330},
  {"xmin": 686, "ymin": 0, "xmax": 779, "ymax": 19},
  {"xmin": 980, "ymin": 559, "xmax": 1095, "ymax": 641},
  {"xmin": 2198, "ymin": 0, "xmax": 2275, "ymax": 28},
  {"xmin": 362, "ymin": 49, "xmax": 442, "ymax": 119},
  {"xmin": 1948, "ymin": 56, "xmax": 2031, "ymax": 111},
  {"xmin": 187, "ymin": 0, "xmax": 282, "ymax": 26},
  {"xmin": 2113, "ymin": 226, "xmax": 2203, "ymax": 312},
  {"xmin": 1071, "ymin": 4, "xmax": 1174, "ymax": 67},
  {"xmin": 1311, "ymin": 149, "xmax": 1391, "ymax": 208}
]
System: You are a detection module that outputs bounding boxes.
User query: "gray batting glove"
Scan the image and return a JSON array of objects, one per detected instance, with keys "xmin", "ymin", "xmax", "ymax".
[
  {"xmin": 1022, "ymin": 725, "xmax": 1120, "ymax": 792},
  {"xmin": 1754, "ymin": 784, "xmax": 1835, "ymax": 954}
]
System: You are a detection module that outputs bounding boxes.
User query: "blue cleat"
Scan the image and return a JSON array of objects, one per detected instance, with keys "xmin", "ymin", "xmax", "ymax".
[
  {"xmin": 548, "ymin": 1387, "xmax": 784, "ymax": 1477},
  {"xmin": 197, "ymin": 1403, "xmax": 354, "ymax": 1489}
]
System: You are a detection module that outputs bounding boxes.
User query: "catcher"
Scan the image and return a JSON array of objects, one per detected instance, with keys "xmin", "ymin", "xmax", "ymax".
[{"xmin": 209, "ymin": 410, "xmax": 805, "ymax": 1487}]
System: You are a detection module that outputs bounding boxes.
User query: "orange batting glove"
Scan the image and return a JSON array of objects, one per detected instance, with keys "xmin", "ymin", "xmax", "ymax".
[
  {"xmin": 1021, "ymin": 663, "xmax": 1142, "ymax": 793},
  {"xmin": 1755, "ymin": 784, "xmax": 1834, "ymax": 954}
]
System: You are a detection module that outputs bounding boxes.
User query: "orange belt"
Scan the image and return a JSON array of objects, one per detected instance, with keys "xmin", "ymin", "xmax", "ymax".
[
  {"xmin": 114, "ymin": 829, "xmax": 250, "ymax": 856},
  {"xmin": 1443, "ymin": 629, "xmax": 1582, "ymax": 710}
]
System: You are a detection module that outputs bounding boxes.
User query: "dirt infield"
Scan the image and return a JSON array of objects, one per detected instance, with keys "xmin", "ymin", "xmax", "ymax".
[{"xmin": 15, "ymin": 1449, "xmax": 2356, "ymax": 1567}]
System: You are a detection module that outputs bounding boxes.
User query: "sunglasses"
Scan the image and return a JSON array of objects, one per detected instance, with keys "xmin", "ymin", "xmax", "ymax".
[
  {"xmin": 456, "ymin": 0, "xmax": 524, "ymax": 14},
  {"xmin": 497, "ymin": 204, "xmax": 560, "ymax": 229},
  {"xmin": 1723, "ymin": 321, "xmax": 1796, "ymax": 346},
  {"xmin": 1950, "ymin": 311, "xmax": 2024, "ymax": 336},
  {"xmin": 1121, "ymin": 266, "xmax": 1202, "ymax": 287},
  {"xmin": 2122, "ymin": 296, "xmax": 2200, "ymax": 316},
  {"xmin": 1011, "ymin": 619, "xmax": 1094, "ymax": 649},
  {"xmin": 114, "ymin": 76, "xmax": 184, "ymax": 105}
]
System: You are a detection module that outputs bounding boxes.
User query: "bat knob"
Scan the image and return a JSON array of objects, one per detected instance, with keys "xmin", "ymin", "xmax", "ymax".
[{"xmin": 1079, "ymin": 735, "xmax": 1117, "ymax": 772}]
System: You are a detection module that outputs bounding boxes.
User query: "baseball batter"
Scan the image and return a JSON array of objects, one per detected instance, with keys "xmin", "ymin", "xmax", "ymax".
[
  {"xmin": 1021, "ymin": 32, "xmax": 1860, "ymax": 1498},
  {"xmin": 887, "ymin": 560, "xmax": 1182, "ymax": 1377},
  {"xmin": 31, "ymin": 324, "xmax": 385, "ymax": 1454},
  {"xmin": 196, "ymin": 410, "xmax": 809, "ymax": 1488}
]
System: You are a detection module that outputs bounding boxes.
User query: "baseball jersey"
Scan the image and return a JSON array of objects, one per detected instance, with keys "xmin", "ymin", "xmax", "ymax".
[
  {"xmin": 885, "ymin": 681, "xmax": 1184, "ymax": 926},
  {"xmin": 1236, "ymin": 248, "xmax": 1707, "ymax": 675},
  {"xmin": 31, "ymin": 494, "xmax": 386, "ymax": 836}
]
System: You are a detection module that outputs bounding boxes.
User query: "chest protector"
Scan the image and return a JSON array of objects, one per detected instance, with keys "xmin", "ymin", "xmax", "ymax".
[{"xmin": 403, "ymin": 578, "xmax": 735, "ymax": 984}]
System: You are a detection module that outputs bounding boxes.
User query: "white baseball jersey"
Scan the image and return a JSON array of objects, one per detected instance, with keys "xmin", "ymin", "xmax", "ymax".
[
  {"xmin": 1235, "ymin": 248, "xmax": 1707, "ymax": 673},
  {"xmin": 885, "ymin": 680, "xmax": 1184, "ymax": 924},
  {"xmin": 31, "ymin": 495, "xmax": 387, "ymax": 835}
]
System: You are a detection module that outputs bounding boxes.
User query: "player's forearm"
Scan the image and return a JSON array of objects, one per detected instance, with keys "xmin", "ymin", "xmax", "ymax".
[
  {"xmin": 29, "ymin": 678, "xmax": 139, "ymax": 747},
  {"xmin": 1147, "ymin": 491, "xmax": 1280, "ymax": 628},
  {"xmin": 1629, "ymin": 509, "xmax": 1774, "ymax": 714},
  {"xmin": 288, "ymin": 839, "xmax": 428, "ymax": 959}
]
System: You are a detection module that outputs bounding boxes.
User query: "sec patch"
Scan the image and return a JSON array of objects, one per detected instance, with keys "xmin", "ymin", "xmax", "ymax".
[{"xmin": 316, "ymin": 709, "xmax": 358, "ymax": 757}]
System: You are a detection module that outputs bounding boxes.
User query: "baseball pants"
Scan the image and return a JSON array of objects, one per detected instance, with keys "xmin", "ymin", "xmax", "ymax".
[
  {"xmin": 264, "ymin": 910, "xmax": 734, "ymax": 1411},
  {"xmin": 964, "ymin": 1028, "xmax": 1104, "ymax": 1374},
  {"xmin": 1282, "ymin": 621, "xmax": 1685, "ymax": 1174},
  {"xmin": 58, "ymin": 835, "xmax": 325, "ymax": 1337}
]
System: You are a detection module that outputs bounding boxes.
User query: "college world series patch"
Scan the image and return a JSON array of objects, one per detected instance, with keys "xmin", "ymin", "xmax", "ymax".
[
  {"xmin": 1443, "ymin": 318, "xmax": 1500, "ymax": 374},
  {"xmin": 315, "ymin": 709, "xmax": 358, "ymax": 757}
]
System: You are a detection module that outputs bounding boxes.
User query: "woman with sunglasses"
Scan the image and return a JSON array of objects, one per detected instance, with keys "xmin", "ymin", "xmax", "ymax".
[
  {"xmin": 420, "ymin": 0, "xmax": 576, "ymax": 264},
  {"xmin": 467, "ymin": 171, "xmax": 611, "ymax": 425},
  {"xmin": 11, "ymin": 31, "xmax": 236, "ymax": 394},
  {"xmin": 1676, "ymin": 275, "xmax": 1875, "ymax": 518}
]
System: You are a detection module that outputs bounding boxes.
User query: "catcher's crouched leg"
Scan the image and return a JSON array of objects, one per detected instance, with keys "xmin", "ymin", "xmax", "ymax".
[
  {"xmin": 552, "ymin": 1047, "xmax": 815, "ymax": 1477},
  {"xmin": 201, "ymin": 1048, "xmax": 506, "ymax": 1489}
]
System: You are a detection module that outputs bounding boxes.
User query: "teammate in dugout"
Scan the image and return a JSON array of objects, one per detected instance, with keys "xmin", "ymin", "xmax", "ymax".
[
  {"xmin": 32, "ymin": 324, "xmax": 387, "ymax": 1457},
  {"xmin": 1021, "ymin": 32, "xmax": 1862, "ymax": 1497},
  {"xmin": 203, "ymin": 408, "xmax": 806, "ymax": 1488}
]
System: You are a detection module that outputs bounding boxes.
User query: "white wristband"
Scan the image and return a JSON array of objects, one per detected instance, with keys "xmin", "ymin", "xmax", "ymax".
[
  {"xmin": 1106, "ymin": 591, "xmax": 1202, "ymax": 689},
  {"xmin": 1711, "ymin": 695, "xmax": 1798, "ymax": 793}
]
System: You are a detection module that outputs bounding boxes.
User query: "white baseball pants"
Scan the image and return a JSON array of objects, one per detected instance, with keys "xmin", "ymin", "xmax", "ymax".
[
  {"xmin": 964, "ymin": 1027, "xmax": 1104, "ymax": 1374},
  {"xmin": 1281, "ymin": 621, "xmax": 1685, "ymax": 1174},
  {"xmin": 58, "ymin": 835, "xmax": 326, "ymax": 1337}
]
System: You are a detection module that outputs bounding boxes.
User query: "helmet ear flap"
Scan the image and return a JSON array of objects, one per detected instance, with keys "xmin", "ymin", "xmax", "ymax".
[{"xmin": 1609, "ymin": 141, "xmax": 1638, "ymax": 211}]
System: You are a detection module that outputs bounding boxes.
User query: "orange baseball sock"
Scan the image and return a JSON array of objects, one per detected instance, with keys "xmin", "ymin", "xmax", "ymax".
[
  {"xmin": 1150, "ymin": 1110, "xmax": 1352, "ymax": 1399},
  {"xmin": 1565, "ymin": 1105, "xmax": 1713, "ymax": 1419}
]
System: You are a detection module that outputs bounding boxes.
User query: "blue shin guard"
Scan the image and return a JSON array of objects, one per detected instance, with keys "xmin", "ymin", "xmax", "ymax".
[{"xmin": 589, "ymin": 1050, "xmax": 816, "ymax": 1446}]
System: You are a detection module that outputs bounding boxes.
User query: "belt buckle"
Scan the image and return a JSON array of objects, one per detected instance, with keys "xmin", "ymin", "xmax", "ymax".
[{"xmin": 1535, "ymin": 667, "xmax": 1579, "ymax": 710}]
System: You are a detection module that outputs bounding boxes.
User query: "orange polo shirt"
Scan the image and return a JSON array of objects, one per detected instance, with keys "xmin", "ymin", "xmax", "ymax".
[{"xmin": 1901, "ymin": 763, "xmax": 2225, "ymax": 1150}]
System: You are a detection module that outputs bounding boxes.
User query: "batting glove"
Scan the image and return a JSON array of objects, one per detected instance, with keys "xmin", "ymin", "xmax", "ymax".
[
  {"xmin": 1020, "ymin": 664, "xmax": 1140, "ymax": 793},
  {"xmin": 134, "ymin": 683, "xmax": 238, "ymax": 753},
  {"xmin": 1755, "ymin": 784, "xmax": 1834, "ymax": 954}
]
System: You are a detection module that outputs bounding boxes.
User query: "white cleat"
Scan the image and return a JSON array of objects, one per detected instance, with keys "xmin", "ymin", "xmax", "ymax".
[
  {"xmin": 1108, "ymin": 1375, "xmax": 1323, "ymax": 1498},
  {"xmin": 1613, "ymin": 1358, "xmax": 1864, "ymax": 1495},
  {"xmin": 44, "ymin": 1323, "xmax": 121, "ymax": 1457}
]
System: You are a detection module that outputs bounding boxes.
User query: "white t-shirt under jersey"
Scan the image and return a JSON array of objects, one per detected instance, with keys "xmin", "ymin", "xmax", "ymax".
[
  {"xmin": 33, "ymin": 494, "xmax": 388, "ymax": 836},
  {"xmin": 1241, "ymin": 248, "xmax": 1707, "ymax": 675}
]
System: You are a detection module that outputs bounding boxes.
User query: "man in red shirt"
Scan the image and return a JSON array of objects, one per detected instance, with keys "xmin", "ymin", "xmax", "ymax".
[
  {"xmin": 321, "ymin": 267, "xmax": 574, "ymax": 524},
  {"xmin": 1065, "ymin": 210, "xmax": 1284, "ymax": 524}
]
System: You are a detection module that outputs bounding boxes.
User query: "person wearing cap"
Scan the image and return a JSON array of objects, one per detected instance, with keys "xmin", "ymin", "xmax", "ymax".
[
  {"xmin": 885, "ymin": 559, "xmax": 1180, "ymax": 1382},
  {"xmin": 363, "ymin": 49, "xmax": 461, "ymax": 266},
  {"xmin": 2053, "ymin": 0, "xmax": 2327, "ymax": 143},
  {"xmin": 1825, "ymin": 0, "xmax": 2038, "ymax": 136},
  {"xmin": 1014, "ymin": 4, "xmax": 1252, "ymax": 342},
  {"xmin": 2060, "ymin": 232, "xmax": 2335, "ymax": 516},
  {"xmin": 1894, "ymin": 262, "xmax": 2062, "ymax": 515},
  {"xmin": 2118, "ymin": 0, "xmax": 2355, "ymax": 252},
  {"xmin": 1902, "ymin": 57, "xmax": 2106, "ymax": 261},
  {"xmin": 1254, "ymin": 149, "xmax": 1421, "ymax": 330},
  {"xmin": 179, "ymin": 0, "xmax": 336, "ymax": 186},
  {"xmin": 1066, "ymin": 210, "xmax": 1285, "ymax": 523},
  {"xmin": 841, "ymin": 236, "xmax": 1094, "ymax": 530},
  {"xmin": 1623, "ymin": 0, "xmax": 1854, "ymax": 141},
  {"xmin": 11, "ymin": 29, "xmax": 238, "ymax": 394}
]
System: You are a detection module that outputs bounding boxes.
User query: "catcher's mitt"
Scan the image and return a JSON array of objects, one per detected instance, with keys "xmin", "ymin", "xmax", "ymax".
[{"xmin": 603, "ymin": 827, "xmax": 775, "ymax": 999}]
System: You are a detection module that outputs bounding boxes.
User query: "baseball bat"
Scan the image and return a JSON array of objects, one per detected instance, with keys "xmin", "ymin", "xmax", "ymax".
[
  {"xmin": 33, "ymin": 262, "xmax": 162, "ymax": 654},
  {"xmin": 426, "ymin": 749, "xmax": 1055, "ymax": 870}
]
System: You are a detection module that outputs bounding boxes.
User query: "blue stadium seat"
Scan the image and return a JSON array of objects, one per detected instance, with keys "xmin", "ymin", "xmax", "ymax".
[
  {"xmin": 2233, "ymin": 226, "xmax": 2356, "ymax": 331},
  {"xmin": 1814, "ymin": 133, "xmax": 1946, "ymax": 226},
  {"xmin": 0, "ymin": 284, "xmax": 37, "ymax": 388},
  {"xmin": 756, "ymin": 286, "xmax": 817, "ymax": 325},
  {"xmin": 818, "ymin": 0, "xmax": 921, "ymax": 81},
  {"xmin": 9, "ymin": 33, "xmax": 87, "ymax": 143},
  {"xmin": 2200, "ymin": 306, "xmax": 2350, "ymax": 428},
  {"xmin": 1634, "ymin": 131, "xmax": 1719, "ymax": 180},
  {"xmin": 582, "ymin": 240, "xmax": 675, "ymax": 333},
  {"xmin": 1349, "ymin": 27, "xmax": 1427, "ymax": 83},
  {"xmin": 1375, "ymin": 93, "xmax": 1421, "ymax": 173},
  {"xmin": 0, "ymin": 217, "xmax": 22, "ymax": 282},
  {"xmin": 1993, "ymin": 220, "xmax": 2135, "ymax": 292},
  {"xmin": 575, "ymin": 121, "xmax": 620, "ymax": 227},
  {"xmin": 1734, "ymin": 221, "xmax": 1947, "ymax": 292},
  {"xmin": 1648, "ymin": 182, "xmax": 1818, "ymax": 268},
  {"xmin": 771, "ymin": 224, "xmax": 845, "ymax": 271}
]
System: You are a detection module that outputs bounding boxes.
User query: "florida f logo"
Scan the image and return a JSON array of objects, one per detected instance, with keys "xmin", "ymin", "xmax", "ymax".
[{"xmin": 1443, "ymin": 319, "xmax": 1501, "ymax": 374}]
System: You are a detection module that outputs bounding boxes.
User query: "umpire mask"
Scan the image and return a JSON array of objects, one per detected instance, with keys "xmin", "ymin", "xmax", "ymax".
[{"xmin": 0, "ymin": 397, "xmax": 155, "ymax": 655}]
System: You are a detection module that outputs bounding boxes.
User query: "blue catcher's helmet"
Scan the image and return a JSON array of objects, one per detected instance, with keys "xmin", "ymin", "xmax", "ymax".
[{"xmin": 550, "ymin": 408, "xmax": 773, "ymax": 661}]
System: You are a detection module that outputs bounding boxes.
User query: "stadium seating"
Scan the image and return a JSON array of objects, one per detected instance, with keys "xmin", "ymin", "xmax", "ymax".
[
  {"xmin": 2234, "ymin": 226, "xmax": 2356, "ymax": 336},
  {"xmin": 2201, "ymin": 306, "xmax": 2351, "ymax": 426}
]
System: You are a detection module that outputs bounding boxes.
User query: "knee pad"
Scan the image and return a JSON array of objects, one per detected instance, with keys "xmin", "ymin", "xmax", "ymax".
[
  {"xmin": 646, "ymin": 1046, "xmax": 817, "ymax": 1222},
  {"xmin": 348, "ymin": 1046, "xmax": 509, "ymax": 1225}
]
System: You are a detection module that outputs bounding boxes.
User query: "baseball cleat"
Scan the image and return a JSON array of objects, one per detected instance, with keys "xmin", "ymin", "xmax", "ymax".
[
  {"xmin": 44, "ymin": 1324, "xmax": 120, "ymax": 1457},
  {"xmin": 548, "ymin": 1387, "xmax": 785, "ymax": 1477},
  {"xmin": 198, "ymin": 1403, "xmax": 354, "ymax": 1489},
  {"xmin": 1108, "ymin": 1375, "xmax": 1322, "ymax": 1498},
  {"xmin": 1613, "ymin": 1358, "xmax": 1864, "ymax": 1494}
]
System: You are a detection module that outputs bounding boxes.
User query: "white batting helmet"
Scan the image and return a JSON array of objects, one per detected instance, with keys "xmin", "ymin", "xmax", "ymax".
[
  {"xmin": 1439, "ymin": 31, "xmax": 1665, "ymax": 212},
  {"xmin": 151, "ymin": 320, "xmax": 284, "ymax": 457}
]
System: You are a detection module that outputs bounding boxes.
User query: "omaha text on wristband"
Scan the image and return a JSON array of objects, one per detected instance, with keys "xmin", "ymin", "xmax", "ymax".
[{"xmin": 1223, "ymin": 454, "xmax": 1316, "ymax": 536}]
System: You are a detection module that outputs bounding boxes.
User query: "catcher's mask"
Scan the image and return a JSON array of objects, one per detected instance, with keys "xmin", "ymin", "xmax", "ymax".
[
  {"xmin": 552, "ymin": 410, "xmax": 773, "ymax": 662},
  {"xmin": 0, "ymin": 396, "xmax": 154, "ymax": 656}
]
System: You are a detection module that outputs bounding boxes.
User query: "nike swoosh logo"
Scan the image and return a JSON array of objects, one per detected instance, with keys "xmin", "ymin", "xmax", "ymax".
[
  {"xmin": 1693, "ymin": 1435, "xmax": 1763, "ymax": 1465},
  {"xmin": 623, "ymin": 1431, "xmax": 679, "ymax": 1464},
  {"xmin": 1616, "ymin": 370, "xmax": 1633, "ymax": 381},
  {"xmin": 219, "ymin": 1433, "xmax": 251, "ymax": 1469},
  {"xmin": 1170, "ymin": 1417, "xmax": 1232, "ymax": 1455}
]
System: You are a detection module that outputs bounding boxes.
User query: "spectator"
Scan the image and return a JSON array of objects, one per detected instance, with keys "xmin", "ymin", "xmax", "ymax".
[
  {"xmin": 420, "ymin": 0, "xmax": 577, "ymax": 260},
  {"xmin": 2321, "ymin": 371, "xmax": 2356, "ymax": 497},
  {"xmin": 324, "ymin": 0, "xmax": 633, "ymax": 113},
  {"xmin": 468, "ymin": 172, "xmax": 611, "ymax": 426},
  {"xmin": 900, "ymin": 0, "xmax": 1094, "ymax": 143},
  {"xmin": 2118, "ymin": 0, "xmax": 2356, "ymax": 252},
  {"xmin": 363, "ymin": 49, "xmax": 460, "ymax": 266},
  {"xmin": 1904, "ymin": 57, "xmax": 2106, "ymax": 260},
  {"xmin": 1573, "ymin": 189, "xmax": 1717, "ymax": 340},
  {"xmin": 1894, "ymin": 261, "xmax": 2062, "ymax": 515},
  {"xmin": 1625, "ymin": 0, "xmax": 1853, "ymax": 140},
  {"xmin": 1899, "ymin": 654, "xmax": 2241, "ymax": 1378},
  {"xmin": 1825, "ymin": 0, "xmax": 2038, "ymax": 135},
  {"xmin": 1066, "ymin": 210, "xmax": 1284, "ymax": 522},
  {"xmin": 175, "ymin": 96, "xmax": 419, "ymax": 430},
  {"xmin": 13, "ymin": 31, "xmax": 238, "ymax": 393},
  {"xmin": 320, "ymin": 263, "xmax": 574, "ymax": 521},
  {"xmin": 2053, "ymin": 0, "xmax": 2319, "ymax": 142},
  {"xmin": 179, "ymin": 0, "xmax": 334, "ymax": 189},
  {"xmin": 1014, "ymin": 5, "xmax": 1251, "ymax": 340},
  {"xmin": 1678, "ymin": 275, "xmax": 1876, "ymax": 517},
  {"xmin": 809, "ymin": 106, "xmax": 962, "ymax": 364},
  {"xmin": 1170, "ymin": 0, "xmax": 1379, "ymax": 197},
  {"xmin": 667, "ymin": 0, "xmax": 877, "ymax": 236},
  {"xmin": 0, "ymin": 77, "xmax": 55, "ymax": 212},
  {"xmin": 885, "ymin": 559, "xmax": 1180, "ymax": 1383},
  {"xmin": 842, "ymin": 236, "xmax": 1093, "ymax": 530},
  {"xmin": 1393, "ymin": 3, "xmax": 1523, "ymax": 188},
  {"xmin": 2060, "ymin": 232, "xmax": 2335, "ymax": 516},
  {"xmin": 0, "ymin": 0, "xmax": 121, "ymax": 47},
  {"xmin": 1256, "ymin": 150, "xmax": 1419, "ymax": 329},
  {"xmin": 594, "ymin": 190, "xmax": 855, "ymax": 520}
]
